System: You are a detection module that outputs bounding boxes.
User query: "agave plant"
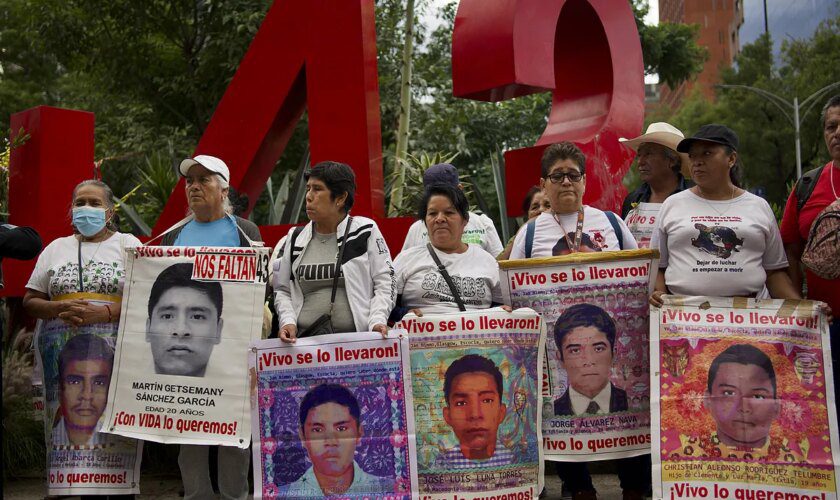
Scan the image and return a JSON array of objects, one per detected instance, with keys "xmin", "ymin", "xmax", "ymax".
[{"xmin": 384, "ymin": 151, "xmax": 464, "ymax": 217}]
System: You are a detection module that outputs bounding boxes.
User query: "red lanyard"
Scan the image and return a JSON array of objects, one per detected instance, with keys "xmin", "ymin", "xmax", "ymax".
[{"xmin": 553, "ymin": 208, "xmax": 585, "ymax": 252}]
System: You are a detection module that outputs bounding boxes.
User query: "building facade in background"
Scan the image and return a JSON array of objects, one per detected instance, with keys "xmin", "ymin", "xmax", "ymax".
[{"xmin": 659, "ymin": 0, "xmax": 745, "ymax": 108}]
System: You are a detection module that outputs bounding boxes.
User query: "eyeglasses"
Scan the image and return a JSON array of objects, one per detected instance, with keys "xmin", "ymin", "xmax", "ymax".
[{"xmin": 545, "ymin": 171, "xmax": 583, "ymax": 184}]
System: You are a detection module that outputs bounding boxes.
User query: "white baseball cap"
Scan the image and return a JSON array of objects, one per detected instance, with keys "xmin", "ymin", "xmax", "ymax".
[{"xmin": 179, "ymin": 155, "xmax": 230, "ymax": 182}]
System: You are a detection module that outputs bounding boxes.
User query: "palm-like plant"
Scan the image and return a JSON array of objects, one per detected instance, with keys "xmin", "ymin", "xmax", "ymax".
[{"xmin": 384, "ymin": 151, "xmax": 463, "ymax": 217}]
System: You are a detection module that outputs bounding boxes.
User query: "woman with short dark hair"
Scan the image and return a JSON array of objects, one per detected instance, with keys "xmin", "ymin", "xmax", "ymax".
[
  {"xmin": 273, "ymin": 161, "xmax": 396, "ymax": 341},
  {"xmin": 509, "ymin": 141, "xmax": 637, "ymax": 259},
  {"xmin": 393, "ymin": 183, "xmax": 508, "ymax": 317}
]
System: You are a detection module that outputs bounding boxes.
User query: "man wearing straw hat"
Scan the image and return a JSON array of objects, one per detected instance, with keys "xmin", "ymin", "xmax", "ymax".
[{"xmin": 619, "ymin": 123, "xmax": 693, "ymax": 248}]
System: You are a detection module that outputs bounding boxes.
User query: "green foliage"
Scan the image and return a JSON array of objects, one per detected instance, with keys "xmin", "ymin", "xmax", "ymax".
[
  {"xmin": 0, "ymin": 128, "xmax": 30, "ymax": 219},
  {"xmin": 631, "ymin": 0, "xmax": 708, "ymax": 88},
  {"xmin": 384, "ymin": 151, "xmax": 461, "ymax": 216},
  {"xmin": 2, "ymin": 328, "xmax": 44, "ymax": 478},
  {"xmin": 664, "ymin": 20, "xmax": 840, "ymax": 206},
  {"xmin": 1, "ymin": 0, "xmax": 706, "ymax": 229}
]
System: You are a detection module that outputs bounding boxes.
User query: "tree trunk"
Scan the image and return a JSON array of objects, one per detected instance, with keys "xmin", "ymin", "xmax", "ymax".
[{"xmin": 387, "ymin": 0, "xmax": 416, "ymax": 216}]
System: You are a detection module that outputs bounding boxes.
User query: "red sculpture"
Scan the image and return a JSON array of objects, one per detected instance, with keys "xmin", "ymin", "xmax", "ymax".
[
  {"xmin": 3, "ymin": 0, "xmax": 643, "ymax": 296},
  {"xmin": 152, "ymin": 0, "xmax": 391, "ymax": 246},
  {"xmin": 452, "ymin": 0, "xmax": 643, "ymax": 216}
]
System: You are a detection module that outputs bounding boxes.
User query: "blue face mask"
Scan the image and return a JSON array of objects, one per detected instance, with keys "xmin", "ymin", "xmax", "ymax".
[{"xmin": 72, "ymin": 207, "xmax": 108, "ymax": 237}]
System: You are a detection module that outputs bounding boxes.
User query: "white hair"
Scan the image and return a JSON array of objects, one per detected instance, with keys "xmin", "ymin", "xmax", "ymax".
[{"xmin": 185, "ymin": 174, "xmax": 233, "ymax": 216}]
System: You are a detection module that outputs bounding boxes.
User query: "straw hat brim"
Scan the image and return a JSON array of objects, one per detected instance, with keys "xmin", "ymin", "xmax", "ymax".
[{"xmin": 619, "ymin": 132, "xmax": 692, "ymax": 178}]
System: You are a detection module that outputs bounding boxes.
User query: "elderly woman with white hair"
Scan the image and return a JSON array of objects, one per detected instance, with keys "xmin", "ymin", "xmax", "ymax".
[{"xmin": 619, "ymin": 122, "xmax": 693, "ymax": 248}]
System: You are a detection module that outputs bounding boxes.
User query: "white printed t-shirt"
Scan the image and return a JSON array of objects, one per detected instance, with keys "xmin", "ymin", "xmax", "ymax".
[
  {"xmin": 624, "ymin": 202, "xmax": 661, "ymax": 249},
  {"xmin": 401, "ymin": 212, "xmax": 504, "ymax": 257},
  {"xmin": 650, "ymin": 189, "xmax": 788, "ymax": 297},
  {"xmin": 509, "ymin": 206, "xmax": 638, "ymax": 259},
  {"xmin": 26, "ymin": 233, "xmax": 141, "ymax": 297},
  {"xmin": 394, "ymin": 244, "xmax": 503, "ymax": 314}
]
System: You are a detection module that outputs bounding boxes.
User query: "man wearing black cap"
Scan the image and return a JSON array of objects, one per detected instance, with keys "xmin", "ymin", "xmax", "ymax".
[{"xmin": 401, "ymin": 163, "xmax": 504, "ymax": 256}]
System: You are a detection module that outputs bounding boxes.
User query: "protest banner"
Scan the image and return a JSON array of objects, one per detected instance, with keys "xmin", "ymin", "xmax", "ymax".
[
  {"xmin": 500, "ymin": 249, "xmax": 659, "ymax": 461},
  {"xmin": 398, "ymin": 308, "xmax": 544, "ymax": 499},
  {"xmin": 624, "ymin": 202, "xmax": 661, "ymax": 249},
  {"xmin": 36, "ymin": 303, "xmax": 142, "ymax": 496},
  {"xmin": 652, "ymin": 296, "xmax": 840, "ymax": 500},
  {"xmin": 101, "ymin": 246, "xmax": 269, "ymax": 447},
  {"xmin": 250, "ymin": 332, "xmax": 416, "ymax": 499}
]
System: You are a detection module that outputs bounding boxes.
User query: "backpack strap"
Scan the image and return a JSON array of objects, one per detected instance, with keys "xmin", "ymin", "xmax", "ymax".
[
  {"xmin": 604, "ymin": 211, "xmax": 624, "ymax": 250},
  {"xmin": 795, "ymin": 165, "xmax": 826, "ymax": 213},
  {"xmin": 524, "ymin": 219, "xmax": 536, "ymax": 259}
]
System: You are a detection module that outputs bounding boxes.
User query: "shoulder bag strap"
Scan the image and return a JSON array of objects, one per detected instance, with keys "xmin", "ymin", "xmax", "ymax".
[
  {"xmin": 329, "ymin": 216, "xmax": 353, "ymax": 314},
  {"xmin": 426, "ymin": 243, "xmax": 466, "ymax": 311}
]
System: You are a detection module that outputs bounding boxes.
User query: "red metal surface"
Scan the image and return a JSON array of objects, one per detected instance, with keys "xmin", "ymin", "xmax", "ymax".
[
  {"xmin": 4, "ymin": 0, "xmax": 644, "ymax": 294},
  {"xmin": 453, "ymin": 0, "xmax": 643, "ymax": 216},
  {"xmin": 153, "ymin": 0, "xmax": 387, "ymax": 238},
  {"xmin": 2, "ymin": 107, "xmax": 95, "ymax": 297}
]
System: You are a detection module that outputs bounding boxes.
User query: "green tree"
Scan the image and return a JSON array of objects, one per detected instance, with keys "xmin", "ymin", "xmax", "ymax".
[
  {"xmin": 665, "ymin": 20, "xmax": 840, "ymax": 205},
  {"xmin": 1, "ymin": 0, "xmax": 706, "ymax": 227},
  {"xmin": 631, "ymin": 0, "xmax": 708, "ymax": 89}
]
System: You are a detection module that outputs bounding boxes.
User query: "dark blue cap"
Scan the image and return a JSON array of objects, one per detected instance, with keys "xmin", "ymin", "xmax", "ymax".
[{"xmin": 423, "ymin": 163, "xmax": 459, "ymax": 187}]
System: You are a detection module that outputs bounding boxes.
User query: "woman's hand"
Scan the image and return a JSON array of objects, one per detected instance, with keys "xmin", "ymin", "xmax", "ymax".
[
  {"xmin": 280, "ymin": 324, "xmax": 298, "ymax": 343},
  {"xmin": 501, "ymin": 305, "xmax": 513, "ymax": 313},
  {"xmin": 55, "ymin": 300, "xmax": 107, "ymax": 326},
  {"xmin": 372, "ymin": 324, "xmax": 388, "ymax": 337},
  {"xmin": 408, "ymin": 308, "xmax": 423, "ymax": 317},
  {"xmin": 649, "ymin": 291, "xmax": 666, "ymax": 308},
  {"xmin": 816, "ymin": 301, "xmax": 833, "ymax": 321}
]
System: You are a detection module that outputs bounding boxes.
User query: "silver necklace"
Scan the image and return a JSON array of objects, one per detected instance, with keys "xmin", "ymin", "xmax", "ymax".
[
  {"xmin": 831, "ymin": 161, "xmax": 839, "ymax": 200},
  {"xmin": 694, "ymin": 185, "xmax": 738, "ymax": 216}
]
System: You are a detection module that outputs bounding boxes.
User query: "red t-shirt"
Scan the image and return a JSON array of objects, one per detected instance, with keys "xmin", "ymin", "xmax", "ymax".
[{"xmin": 780, "ymin": 161, "xmax": 840, "ymax": 312}]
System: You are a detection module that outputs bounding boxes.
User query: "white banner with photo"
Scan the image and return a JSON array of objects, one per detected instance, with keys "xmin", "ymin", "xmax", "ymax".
[
  {"xmin": 101, "ymin": 246, "xmax": 269, "ymax": 447},
  {"xmin": 500, "ymin": 250, "xmax": 659, "ymax": 461}
]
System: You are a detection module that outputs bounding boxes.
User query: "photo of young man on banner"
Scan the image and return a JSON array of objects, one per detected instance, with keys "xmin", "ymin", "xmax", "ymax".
[
  {"xmin": 101, "ymin": 246, "xmax": 269, "ymax": 447},
  {"xmin": 500, "ymin": 250, "xmax": 658, "ymax": 463},
  {"xmin": 651, "ymin": 296, "xmax": 840, "ymax": 500},
  {"xmin": 401, "ymin": 308, "xmax": 544, "ymax": 498},
  {"xmin": 37, "ymin": 324, "xmax": 142, "ymax": 496},
  {"xmin": 250, "ymin": 332, "xmax": 416, "ymax": 499}
]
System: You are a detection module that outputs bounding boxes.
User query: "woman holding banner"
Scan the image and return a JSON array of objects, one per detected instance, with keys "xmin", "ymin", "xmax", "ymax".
[
  {"xmin": 506, "ymin": 142, "xmax": 645, "ymax": 500},
  {"xmin": 509, "ymin": 141, "xmax": 638, "ymax": 260},
  {"xmin": 23, "ymin": 179, "xmax": 141, "ymax": 499},
  {"xmin": 273, "ymin": 161, "xmax": 396, "ymax": 341},
  {"xmin": 649, "ymin": 125, "xmax": 803, "ymax": 305},
  {"xmin": 392, "ymin": 183, "xmax": 509, "ymax": 318}
]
